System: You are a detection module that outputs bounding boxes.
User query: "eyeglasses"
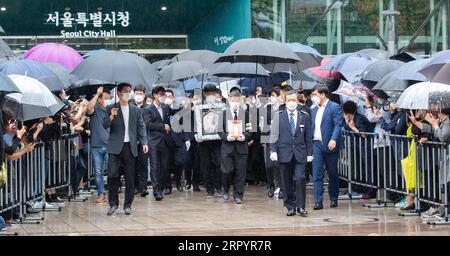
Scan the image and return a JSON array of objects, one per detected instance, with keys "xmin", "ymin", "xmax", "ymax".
[{"xmin": 9, "ymin": 119, "xmax": 16, "ymax": 124}]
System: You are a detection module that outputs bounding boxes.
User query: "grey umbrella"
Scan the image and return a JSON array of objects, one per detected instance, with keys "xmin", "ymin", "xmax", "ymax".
[
  {"xmin": 0, "ymin": 72, "xmax": 20, "ymax": 97},
  {"xmin": 159, "ymin": 61, "xmax": 207, "ymax": 83},
  {"xmin": 212, "ymin": 62, "xmax": 269, "ymax": 78},
  {"xmin": 215, "ymin": 38, "xmax": 301, "ymax": 64},
  {"xmin": 172, "ymin": 50, "xmax": 221, "ymax": 74},
  {"xmin": 43, "ymin": 62, "xmax": 78, "ymax": 89},
  {"xmin": 392, "ymin": 59, "xmax": 429, "ymax": 81},
  {"xmin": 152, "ymin": 59, "xmax": 172, "ymax": 71},
  {"xmin": 372, "ymin": 70, "xmax": 412, "ymax": 99},
  {"xmin": 322, "ymin": 53, "xmax": 378, "ymax": 82},
  {"xmin": 418, "ymin": 50, "xmax": 450, "ymax": 79},
  {"xmin": 431, "ymin": 63, "xmax": 450, "ymax": 85},
  {"xmin": 71, "ymin": 50, "xmax": 160, "ymax": 91},
  {"xmin": 0, "ymin": 39, "xmax": 16, "ymax": 60},
  {"xmin": 360, "ymin": 60, "xmax": 404, "ymax": 83},
  {"xmin": 357, "ymin": 49, "xmax": 390, "ymax": 60},
  {"xmin": 4, "ymin": 75, "xmax": 65, "ymax": 121}
]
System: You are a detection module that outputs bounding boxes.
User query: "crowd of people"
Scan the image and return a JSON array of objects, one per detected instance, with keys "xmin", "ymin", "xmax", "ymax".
[{"xmin": 1, "ymin": 80, "xmax": 450, "ymax": 230}]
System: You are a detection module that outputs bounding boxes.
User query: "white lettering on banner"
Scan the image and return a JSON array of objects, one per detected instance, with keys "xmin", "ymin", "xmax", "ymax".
[
  {"xmin": 61, "ymin": 30, "xmax": 117, "ymax": 39},
  {"xmin": 214, "ymin": 35, "xmax": 234, "ymax": 46},
  {"xmin": 45, "ymin": 11, "xmax": 130, "ymax": 28}
]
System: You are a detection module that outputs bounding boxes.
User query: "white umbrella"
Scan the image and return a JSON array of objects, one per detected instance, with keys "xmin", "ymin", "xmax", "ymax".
[
  {"xmin": 4, "ymin": 74, "xmax": 65, "ymax": 121},
  {"xmin": 396, "ymin": 81, "xmax": 450, "ymax": 110}
]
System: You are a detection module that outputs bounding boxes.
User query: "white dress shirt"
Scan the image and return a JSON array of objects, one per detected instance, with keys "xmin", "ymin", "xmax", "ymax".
[
  {"xmin": 313, "ymin": 99, "xmax": 329, "ymax": 141},
  {"xmin": 154, "ymin": 102, "xmax": 163, "ymax": 120},
  {"xmin": 121, "ymin": 104, "xmax": 130, "ymax": 143}
]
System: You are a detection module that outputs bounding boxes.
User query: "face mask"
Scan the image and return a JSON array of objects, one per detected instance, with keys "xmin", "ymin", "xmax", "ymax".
[
  {"xmin": 311, "ymin": 96, "xmax": 321, "ymax": 106},
  {"xmin": 164, "ymin": 98, "xmax": 173, "ymax": 105},
  {"xmin": 121, "ymin": 93, "xmax": 132, "ymax": 101},
  {"xmin": 206, "ymin": 96, "xmax": 216, "ymax": 104},
  {"xmin": 251, "ymin": 97, "xmax": 257, "ymax": 104},
  {"xmin": 230, "ymin": 102, "xmax": 239, "ymax": 111},
  {"xmin": 103, "ymin": 99, "xmax": 113, "ymax": 106},
  {"xmin": 134, "ymin": 95, "xmax": 144, "ymax": 103},
  {"xmin": 158, "ymin": 96, "xmax": 166, "ymax": 103},
  {"xmin": 286, "ymin": 102, "xmax": 298, "ymax": 111},
  {"xmin": 270, "ymin": 96, "xmax": 277, "ymax": 104}
]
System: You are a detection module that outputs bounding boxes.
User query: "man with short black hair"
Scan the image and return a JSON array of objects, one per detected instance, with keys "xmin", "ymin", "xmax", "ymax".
[
  {"xmin": 142, "ymin": 86, "xmax": 172, "ymax": 201},
  {"xmin": 310, "ymin": 85, "xmax": 343, "ymax": 210},
  {"xmin": 103, "ymin": 83, "xmax": 148, "ymax": 216}
]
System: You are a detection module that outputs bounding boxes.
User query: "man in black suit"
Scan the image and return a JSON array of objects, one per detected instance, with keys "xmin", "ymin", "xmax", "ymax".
[
  {"xmin": 142, "ymin": 86, "xmax": 172, "ymax": 201},
  {"xmin": 270, "ymin": 90, "xmax": 313, "ymax": 216},
  {"xmin": 103, "ymin": 83, "xmax": 148, "ymax": 216},
  {"xmin": 220, "ymin": 91, "xmax": 252, "ymax": 204},
  {"xmin": 131, "ymin": 85, "xmax": 150, "ymax": 197}
]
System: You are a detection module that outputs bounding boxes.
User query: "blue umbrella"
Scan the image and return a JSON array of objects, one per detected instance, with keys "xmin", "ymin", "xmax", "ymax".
[
  {"xmin": 0, "ymin": 59, "xmax": 65, "ymax": 91},
  {"xmin": 82, "ymin": 49, "xmax": 107, "ymax": 59},
  {"xmin": 238, "ymin": 73, "xmax": 289, "ymax": 94}
]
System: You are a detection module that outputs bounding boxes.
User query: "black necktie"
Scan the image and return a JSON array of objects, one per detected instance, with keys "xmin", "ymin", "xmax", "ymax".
[{"xmin": 233, "ymin": 110, "xmax": 238, "ymax": 120}]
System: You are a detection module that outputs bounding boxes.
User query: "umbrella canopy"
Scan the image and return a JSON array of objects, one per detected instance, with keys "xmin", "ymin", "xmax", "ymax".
[
  {"xmin": 303, "ymin": 57, "xmax": 341, "ymax": 83},
  {"xmin": 24, "ymin": 43, "xmax": 83, "ymax": 71},
  {"xmin": 390, "ymin": 52, "xmax": 423, "ymax": 62},
  {"xmin": 237, "ymin": 73, "xmax": 289, "ymax": 93},
  {"xmin": 215, "ymin": 38, "xmax": 301, "ymax": 64},
  {"xmin": 0, "ymin": 59, "xmax": 66, "ymax": 92},
  {"xmin": 372, "ymin": 70, "xmax": 411, "ymax": 99},
  {"xmin": 4, "ymin": 75, "xmax": 65, "ymax": 121},
  {"xmin": 332, "ymin": 81, "xmax": 374, "ymax": 106},
  {"xmin": 357, "ymin": 49, "xmax": 389, "ymax": 60},
  {"xmin": 281, "ymin": 42, "xmax": 322, "ymax": 71},
  {"xmin": 396, "ymin": 81, "xmax": 450, "ymax": 110},
  {"xmin": 431, "ymin": 63, "xmax": 450, "ymax": 85},
  {"xmin": 159, "ymin": 61, "xmax": 207, "ymax": 82},
  {"xmin": 360, "ymin": 60, "xmax": 404, "ymax": 83},
  {"xmin": 43, "ymin": 62, "xmax": 77, "ymax": 89},
  {"xmin": 71, "ymin": 50, "xmax": 160, "ymax": 94},
  {"xmin": 212, "ymin": 62, "xmax": 269, "ymax": 78},
  {"xmin": 392, "ymin": 59, "xmax": 429, "ymax": 81},
  {"xmin": 0, "ymin": 72, "xmax": 20, "ymax": 97},
  {"xmin": 152, "ymin": 59, "xmax": 172, "ymax": 71},
  {"xmin": 322, "ymin": 53, "xmax": 378, "ymax": 83},
  {"xmin": 418, "ymin": 50, "xmax": 450, "ymax": 79},
  {"xmin": 82, "ymin": 49, "xmax": 107, "ymax": 59},
  {"xmin": 0, "ymin": 39, "xmax": 16, "ymax": 60},
  {"xmin": 172, "ymin": 50, "xmax": 221, "ymax": 74}
]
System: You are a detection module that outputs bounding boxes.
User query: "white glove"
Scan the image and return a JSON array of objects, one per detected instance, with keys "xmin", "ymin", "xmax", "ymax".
[
  {"xmin": 227, "ymin": 135, "xmax": 236, "ymax": 141},
  {"xmin": 270, "ymin": 152, "xmax": 278, "ymax": 162},
  {"xmin": 185, "ymin": 140, "xmax": 191, "ymax": 152},
  {"xmin": 307, "ymin": 156, "xmax": 314, "ymax": 162},
  {"xmin": 237, "ymin": 135, "xmax": 245, "ymax": 142}
]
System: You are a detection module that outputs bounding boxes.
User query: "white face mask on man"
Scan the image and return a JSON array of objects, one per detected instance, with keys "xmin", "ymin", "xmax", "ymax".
[
  {"xmin": 134, "ymin": 95, "xmax": 144, "ymax": 103},
  {"xmin": 164, "ymin": 98, "xmax": 174, "ymax": 105},
  {"xmin": 286, "ymin": 101, "xmax": 298, "ymax": 111},
  {"xmin": 311, "ymin": 96, "xmax": 321, "ymax": 106},
  {"xmin": 121, "ymin": 92, "xmax": 132, "ymax": 101}
]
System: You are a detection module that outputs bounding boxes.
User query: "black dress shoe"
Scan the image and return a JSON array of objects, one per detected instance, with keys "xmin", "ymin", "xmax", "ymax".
[
  {"xmin": 267, "ymin": 187, "xmax": 275, "ymax": 198},
  {"xmin": 330, "ymin": 201, "xmax": 338, "ymax": 208},
  {"xmin": 140, "ymin": 191, "xmax": 149, "ymax": 197},
  {"xmin": 313, "ymin": 203, "xmax": 324, "ymax": 210},
  {"xmin": 297, "ymin": 208, "xmax": 308, "ymax": 217},
  {"xmin": 176, "ymin": 182, "xmax": 184, "ymax": 192},
  {"xmin": 278, "ymin": 191, "xmax": 283, "ymax": 199},
  {"xmin": 163, "ymin": 188, "xmax": 172, "ymax": 195},
  {"xmin": 286, "ymin": 209, "xmax": 296, "ymax": 216},
  {"xmin": 154, "ymin": 193, "xmax": 164, "ymax": 201},
  {"xmin": 193, "ymin": 185, "xmax": 201, "ymax": 192}
]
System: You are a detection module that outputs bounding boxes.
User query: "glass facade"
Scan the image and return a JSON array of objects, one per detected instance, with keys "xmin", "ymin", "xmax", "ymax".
[{"xmin": 252, "ymin": 0, "xmax": 450, "ymax": 56}]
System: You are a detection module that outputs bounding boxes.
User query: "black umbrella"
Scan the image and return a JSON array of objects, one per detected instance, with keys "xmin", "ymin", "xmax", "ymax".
[
  {"xmin": 70, "ymin": 50, "xmax": 160, "ymax": 95},
  {"xmin": 215, "ymin": 38, "xmax": 301, "ymax": 64},
  {"xmin": 390, "ymin": 52, "xmax": 423, "ymax": 62},
  {"xmin": 372, "ymin": 71, "xmax": 415, "ymax": 99},
  {"xmin": 212, "ymin": 62, "xmax": 269, "ymax": 78},
  {"xmin": 159, "ymin": 61, "xmax": 207, "ymax": 82},
  {"xmin": 152, "ymin": 59, "xmax": 172, "ymax": 71}
]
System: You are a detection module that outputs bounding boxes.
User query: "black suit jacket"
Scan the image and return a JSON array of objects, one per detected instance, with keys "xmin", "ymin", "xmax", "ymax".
[
  {"xmin": 142, "ymin": 103, "xmax": 174, "ymax": 149},
  {"xmin": 103, "ymin": 103, "xmax": 148, "ymax": 157},
  {"xmin": 219, "ymin": 107, "xmax": 252, "ymax": 155}
]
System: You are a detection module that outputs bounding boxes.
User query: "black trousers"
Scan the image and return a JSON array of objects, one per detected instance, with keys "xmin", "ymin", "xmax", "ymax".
[
  {"xmin": 185, "ymin": 142, "xmax": 201, "ymax": 186},
  {"xmin": 135, "ymin": 143, "xmax": 149, "ymax": 193},
  {"xmin": 247, "ymin": 141, "xmax": 266, "ymax": 183},
  {"xmin": 149, "ymin": 144, "xmax": 169, "ymax": 195},
  {"xmin": 107, "ymin": 143, "xmax": 136, "ymax": 208},
  {"xmin": 199, "ymin": 141, "xmax": 221, "ymax": 193},
  {"xmin": 264, "ymin": 146, "xmax": 281, "ymax": 189},
  {"xmin": 221, "ymin": 150, "xmax": 248, "ymax": 199},
  {"xmin": 168, "ymin": 145, "xmax": 186, "ymax": 187},
  {"xmin": 280, "ymin": 157, "xmax": 306, "ymax": 210}
]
